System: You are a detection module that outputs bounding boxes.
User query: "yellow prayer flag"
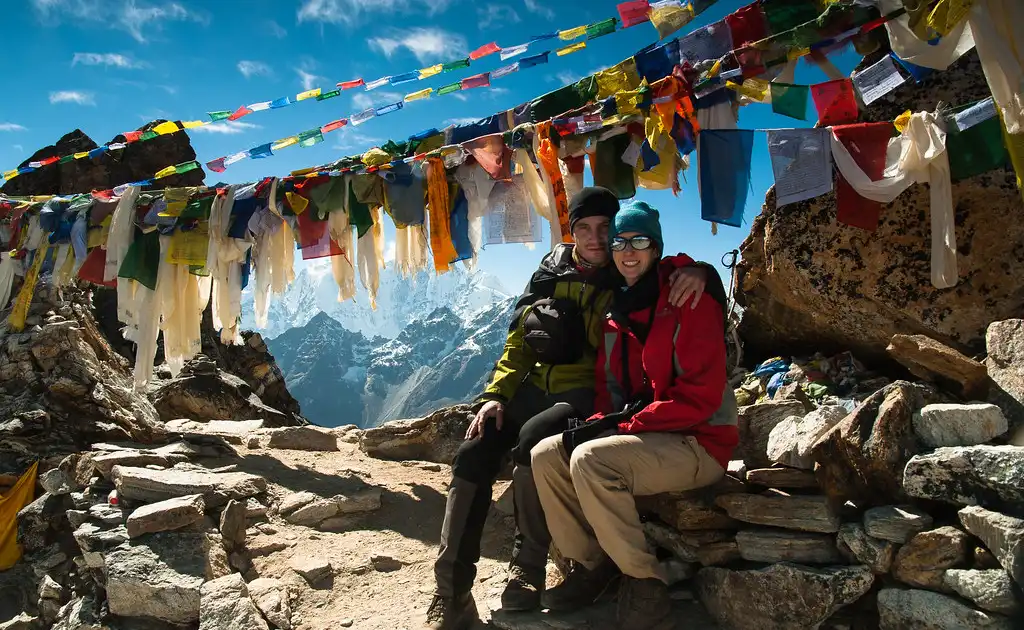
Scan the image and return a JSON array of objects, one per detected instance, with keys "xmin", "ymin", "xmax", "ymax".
[
  {"xmin": 404, "ymin": 87, "xmax": 433, "ymax": 102},
  {"xmin": 285, "ymin": 192, "xmax": 309, "ymax": 215},
  {"xmin": 289, "ymin": 166, "xmax": 318, "ymax": 177},
  {"xmin": 728, "ymin": 79, "xmax": 770, "ymax": 103},
  {"xmin": 556, "ymin": 42, "xmax": 586, "ymax": 57},
  {"xmin": 154, "ymin": 165, "xmax": 177, "ymax": 179},
  {"xmin": 0, "ymin": 462, "xmax": 38, "ymax": 570},
  {"xmin": 558, "ymin": 25, "xmax": 587, "ymax": 40},
  {"xmin": 419, "ymin": 64, "xmax": 443, "ymax": 79},
  {"xmin": 893, "ymin": 110, "xmax": 913, "ymax": 133},
  {"xmin": 272, "ymin": 137, "xmax": 298, "ymax": 151},
  {"xmin": 296, "ymin": 88, "xmax": 322, "ymax": 101},
  {"xmin": 182, "ymin": 120, "xmax": 206, "ymax": 129},
  {"xmin": 167, "ymin": 221, "xmax": 209, "ymax": 266},
  {"xmin": 927, "ymin": 0, "xmax": 976, "ymax": 36},
  {"xmin": 74, "ymin": 152, "xmax": 90, "ymax": 159},
  {"xmin": 2, "ymin": 170, "xmax": 17, "ymax": 180},
  {"xmin": 787, "ymin": 47, "xmax": 811, "ymax": 61},
  {"xmin": 153, "ymin": 121, "xmax": 179, "ymax": 135},
  {"xmin": 595, "ymin": 58, "xmax": 641, "ymax": 100}
]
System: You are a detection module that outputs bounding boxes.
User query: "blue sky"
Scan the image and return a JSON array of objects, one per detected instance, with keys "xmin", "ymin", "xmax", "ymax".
[{"xmin": 1, "ymin": 0, "xmax": 861, "ymax": 293}]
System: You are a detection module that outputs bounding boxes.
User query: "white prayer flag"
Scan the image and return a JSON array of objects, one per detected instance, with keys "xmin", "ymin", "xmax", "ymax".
[
  {"xmin": 954, "ymin": 97, "xmax": 997, "ymax": 131},
  {"xmin": 768, "ymin": 128, "xmax": 834, "ymax": 207},
  {"xmin": 852, "ymin": 55, "xmax": 906, "ymax": 105}
]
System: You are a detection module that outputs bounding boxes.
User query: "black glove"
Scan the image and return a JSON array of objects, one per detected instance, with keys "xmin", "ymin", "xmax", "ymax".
[{"xmin": 561, "ymin": 413, "xmax": 623, "ymax": 456}]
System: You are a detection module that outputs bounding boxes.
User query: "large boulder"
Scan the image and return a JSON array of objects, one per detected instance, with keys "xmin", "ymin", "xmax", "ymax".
[
  {"xmin": 943, "ymin": 570, "xmax": 1021, "ymax": 616},
  {"xmin": 734, "ymin": 51, "xmax": 1023, "ymax": 368},
  {"xmin": 246, "ymin": 578, "xmax": 292, "ymax": 630},
  {"xmin": 111, "ymin": 465, "xmax": 267, "ymax": 507},
  {"xmin": 913, "ymin": 403, "xmax": 1009, "ymax": 448},
  {"xmin": 766, "ymin": 405, "xmax": 848, "ymax": 470},
  {"xmin": 903, "ymin": 446, "xmax": 1024, "ymax": 513},
  {"xmin": 892, "ymin": 526, "xmax": 971, "ymax": 591},
  {"xmin": 958, "ymin": 506, "xmax": 1024, "ymax": 587},
  {"xmin": 887, "ymin": 334, "xmax": 991, "ymax": 400},
  {"xmin": 737, "ymin": 401, "xmax": 807, "ymax": 469},
  {"xmin": 863, "ymin": 505, "xmax": 934, "ymax": 543},
  {"xmin": 358, "ymin": 405, "xmax": 473, "ymax": 464},
  {"xmin": 877, "ymin": 588, "xmax": 1015, "ymax": 629},
  {"xmin": 125, "ymin": 494, "xmax": 206, "ymax": 538},
  {"xmin": 985, "ymin": 319, "xmax": 1024, "ymax": 435},
  {"xmin": 198, "ymin": 574, "xmax": 269, "ymax": 630},
  {"xmin": 696, "ymin": 563, "xmax": 874, "ymax": 630},
  {"xmin": 837, "ymin": 523, "xmax": 898, "ymax": 574}
]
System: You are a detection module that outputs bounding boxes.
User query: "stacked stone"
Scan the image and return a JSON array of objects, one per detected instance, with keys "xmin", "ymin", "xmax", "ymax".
[{"xmin": 638, "ymin": 320, "xmax": 1024, "ymax": 630}]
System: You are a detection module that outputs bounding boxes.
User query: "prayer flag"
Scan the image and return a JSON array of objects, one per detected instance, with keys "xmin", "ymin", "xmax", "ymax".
[
  {"xmin": 762, "ymin": 0, "xmax": 819, "ymax": 34},
  {"xmin": 351, "ymin": 108, "xmax": 376, "ymax": 125},
  {"xmin": 946, "ymin": 108, "xmax": 1006, "ymax": 180},
  {"xmin": 224, "ymin": 152, "xmax": 248, "ymax": 166},
  {"xmin": 770, "ymin": 83, "xmax": 809, "ymax": 120},
  {"xmin": 832, "ymin": 122, "xmax": 893, "ymax": 231},
  {"xmin": 272, "ymin": 137, "xmax": 298, "ymax": 150},
  {"xmin": 812, "ymin": 78, "xmax": 859, "ymax": 126},
  {"xmin": 206, "ymin": 157, "xmax": 227, "ymax": 173},
  {"xmin": 154, "ymin": 165, "xmax": 177, "ymax": 179},
  {"xmin": 389, "ymin": 71, "xmax": 420, "ymax": 85},
  {"xmin": 89, "ymin": 147, "xmax": 107, "ymax": 157},
  {"xmin": 316, "ymin": 89, "xmax": 341, "ymax": 101},
  {"xmin": 249, "ymin": 101, "xmax": 272, "ymax": 111},
  {"xmin": 698, "ymin": 130, "xmax": 754, "ymax": 227},
  {"xmin": 298, "ymin": 129, "xmax": 324, "ymax": 147},
  {"xmin": 725, "ymin": 3, "xmax": 768, "ymax": 47},
  {"xmin": 366, "ymin": 76, "xmax": 390, "ymax": 90},
  {"xmin": 338, "ymin": 78, "xmax": 365, "ymax": 89},
  {"xmin": 227, "ymin": 105, "xmax": 252, "ymax": 121},
  {"xmin": 321, "ymin": 119, "xmax": 349, "ymax": 133},
  {"xmin": 208, "ymin": 110, "xmax": 231, "ymax": 122},
  {"xmin": 182, "ymin": 120, "xmax": 206, "ymax": 129},
  {"xmin": 470, "ymin": 42, "xmax": 500, "ymax": 60},
  {"xmin": 891, "ymin": 53, "xmax": 932, "ymax": 83},
  {"xmin": 767, "ymin": 128, "xmax": 833, "ymax": 206},
  {"xmin": 618, "ymin": 0, "xmax": 651, "ymax": 28},
  {"xmin": 123, "ymin": 131, "xmax": 143, "ymax": 143},
  {"xmin": 927, "ymin": 0, "xmax": 976, "ymax": 36},
  {"xmin": 153, "ymin": 121, "xmax": 181, "ymax": 134},
  {"xmin": 437, "ymin": 82, "xmax": 462, "ymax": 96},
  {"xmin": 678, "ymin": 20, "xmax": 733, "ymax": 66},
  {"xmin": 531, "ymin": 33, "xmax": 558, "ymax": 42},
  {"xmin": 492, "ymin": 62, "xmax": 519, "ymax": 79},
  {"xmin": 405, "ymin": 87, "xmax": 433, "ymax": 102},
  {"xmin": 852, "ymin": 55, "xmax": 906, "ymax": 105},
  {"xmin": 270, "ymin": 97, "xmax": 291, "ymax": 108},
  {"xmin": 419, "ymin": 64, "xmax": 443, "ymax": 79},
  {"xmin": 2, "ymin": 170, "xmax": 17, "ymax": 180},
  {"xmin": 461, "ymin": 73, "xmax": 491, "ymax": 89},
  {"xmin": 587, "ymin": 18, "xmax": 617, "ymax": 39},
  {"xmin": 500, "ymin": 44, "xmax": 530, "ymax": 60},
  {"xmin": 559, "ymin": 25, "xmax": 587, "ymax": 40},
  {"xmin": 649, "ymin": 0, "xmax": 694, "ymax": 39},
  {"xmin": 140, "ymin": 131, "xmax": 157, "ymax": 141},
  {"xmin": 519, "ymin": 52, "xmax": 549, "ymax": 69},
  {"xmin": 59, "ymin": 155, "xmax": 74, "ymax": 164},
  {"xmin": 74, "ymin": 152, "xmax": 90, "ymax": 159},
  {"xmin": 249, "ymin": 143, "xmax": 274, "ymax": 159},
  {"xmin": 442, "ymin": 58, "xmax": 470, "ymax": 72},
  {"xmin": 296, "ymin": 88, "xmax": 321, "ymax": 101},
  {"xmin": 375, "ymin": 101, "xmax": 404, "ymax": 116},
  {"xmin": 556, "ymin": 42, "xmax": 586, "ymax": 56},
  {"xmin": 175, "ymin": 161, "xmax": 199, "ymax": 174}
]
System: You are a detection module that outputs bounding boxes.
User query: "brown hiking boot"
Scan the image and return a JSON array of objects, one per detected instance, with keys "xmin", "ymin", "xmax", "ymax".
[
  {"xmin": 541, "ymin": 560, "xmax": 619, "ymax": 612},
  {"xmin": 423, "ymin": 593, "xmax": 479, "ymax": 630},
  {"xmin": 615, "ymin": 576, "xmax": 675, "ymax": 630},
  {"xmin": 500, "ymin": 563, "xmax": 545, "ymax": 611}
]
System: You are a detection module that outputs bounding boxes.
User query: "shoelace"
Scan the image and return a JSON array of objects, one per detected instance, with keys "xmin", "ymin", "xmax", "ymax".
[{"xmin": 425, "ymin": 597, "xmax": 446, "ymax": 622}]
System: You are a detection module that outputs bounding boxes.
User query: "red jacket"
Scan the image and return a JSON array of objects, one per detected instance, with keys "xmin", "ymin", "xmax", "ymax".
[{"xmin": 591, "ymin": 254, "xmax": 738, "ymax": 467}]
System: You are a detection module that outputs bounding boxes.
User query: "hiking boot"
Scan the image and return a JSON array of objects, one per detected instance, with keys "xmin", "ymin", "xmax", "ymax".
[
  {"xmin": 615, "ymin": 576, "xmax": 674, "ymax": 630},
  {"xmin": 500, "ymin": 563, "xmax": 545, "ymax": 612},
  {"xmin": 541, "ymin": 560, "xmax": 618, "ymax": 612},
  {"xmin": 423, "ymin": 592, "xmax": 479, "ymax": 630}
]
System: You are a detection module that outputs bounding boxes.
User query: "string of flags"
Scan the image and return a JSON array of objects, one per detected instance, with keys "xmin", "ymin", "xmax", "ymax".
[{"xmin": 0, "ymin": 0, "xmax": 723, "ymax": 184}]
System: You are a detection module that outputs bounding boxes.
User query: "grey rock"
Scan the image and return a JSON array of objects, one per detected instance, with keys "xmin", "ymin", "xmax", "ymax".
[
  {"xmin": 126, "ymin": 494, "xmax": 205, "ymax": 538},
  {"xmin": 104, "ymin": 532, "xmax": 207, "ymax": 624},
  {"xmin": 198, "ymin": 573, "xmax": 269, "ymax": 630},
  {"xmin": 219, "ymin": 499, "xmax": 247, "ymax": 551},
  {"xmin": 336, "ymin": 488, "xmax": 382, "ymax": 515},
  {"xmin": 50, "ymin": 596, "xmax": 104, "ymax": 630},
  {"xmin": 643, "ymin": 521, "xmax": 699, "ymax": 563},
  {"xmin": 37, "ymin": 575, "xmax": 64, "ymax": 601},
  {"xmin": 87, "ymin": 503, "xmax": 125, "ymax": 526},
  {"xmin": 766, "ymin": 406, "xmax": 848, "ymax": 470},
  {"xmin": 111, "ymin": 465, "xmax": 266, "ymax": 507},
  {"xmin": 745, "ymin": 467, "xmax": 820, "ymax": 489},
  {"xmin": 903, "ymin": 446, "xmax": 1024, "ymax": 512},
  {"xmin": 257, "ymin": 426, "xmax": 339, "ymax": 451},
  {"xmin": 738, "ymin": 401, "xmax": 807, "ymax": 469},
  {"xmin": 0, "ymin": 613, "xmax": 41, "ymax": 630},
  {"xmin": 735, "ymin": 530, "xmax": 844, "ymax": 564},
  {"xmin": 283, "ymin": 489, "xmax": 382, "ymax": 527},
  {"xmin": 245, "ymin": 497, "xmax": 268, "ymax": 518},
  {"xmin": 636, "ymin": 493, "xmax": 737, "ymax": 531},
  {"xmin": 359, "ymin": 405, "xmax": 474, "ymax": 464},
  {"xmin": 247, "ymin": 578, "xmax": 291, "ymax": 630},
  {"xmin": 877, "ymin": 588, "xmax": 1015, "ymax": 629},
  {"xmin": 943, "ymin": 570, "xmax": 1021, "ymax": 616},
  {"xmin": 986, "ymin": 320, "xmax": 1024, "ymax": 431},
  {"xmin": 696, "ymin": 541, "xmax": 741, "ymax": 567},
  {"xmin": 38, "ymin": 469, "xmax": 73, "ymax": 495},
  {"xmin": 283, "ymin": 498, "xmax": 339, "ymax": 527},
  {"xmin": 89, "ymin": 450, "xmax": 190, "ymax": 478},
  {"xmin": 715, "ymin": 494, "xmax": 840, "ymax": 533},
  {"xmin": 892, "ymin": 526, "xmax": 970, "ymax": 591},
  {"xmin": 289, "ymin": 556, "xmax": 332, "ymax": 585},
  {"xmin": 837, "ymin": 523, "xmax": 898, "ymax": 574},
  {"xmin": 864, "ymin": 505, "xmax": 934, "ymax": 543},
  {"xmin": 887, "ymin": 334, "xmax": 992, "ymax": 400},
  {"xmin": 277, "ymin": 491, "xmax": 316, "ymax": 515},
  {"xmin": 73, "ymin": 522, "xmax": 129, "ymax": 555},
  {"xmin": 696, "ymin": 563, "xmax": 875, "ymax": 630},
  {"xmin": 958, "ymin": 506, "xmax": 1024, "ymax": 587},
  {"xmin": 65, "ymin": 510, "xmax": 88, "ymax": 529},
  {"xmin": 914, "ymin": 403, "xmax": 1008, "ymax": 448}
]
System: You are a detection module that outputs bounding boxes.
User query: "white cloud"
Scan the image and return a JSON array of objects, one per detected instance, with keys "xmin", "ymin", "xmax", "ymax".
[
  {"xmin": 12, "ymin": 145, "xmax": 24, "ymax": 152},
  {"xmin": 451, "ymin": 93, "xmax": 469, "ymax": 102},
  {"xmin": 72, "ymin": 52, "xmax": 145, "ymax": 69},
  {"xmin": 333, "ymin": 128, "xmax": 383, "ymax": 151},
  {"xmin": 190, "ymin": 121, "xmax": 261, "ymax": 135},
  {"xmin": 31, "ymin": 0, "xmax": 209, "ymax": 43},
  {"xmin": 367, "ymin": 27, "xmax": 467, "ymax": 64},
  {"xmin": 238, "ymin": 60, "xmax": 273, "ymax": 79},
  {"xmin": 445, "ymin": 117, "xmax": 482, "ymax": 126},
  {"xmin": 477, "ymin": 4, "xmax": 520, "ymax": 29},
  {"xmin": 298, "ymin": 0, "xmax": 453, "ymax": 26},
  {"xmin": 296, "ymin": 68, "xmax": 324, "ymax": 91},
  {"xmin": 0, "ymin": 123, "xmax": 27, "ymax": 132},
  {"xmin": 49, "ymin": 90, "xmax": 95, "ymax": 105},
  {"xmin": 550, "ymin": 71, "xmax": 581, "ymax": 85},
  {"xmin": 267, "ymin": 20, "xmax": 287, "ymax": 38},
  {"xmin": 351, "ymin": 90, "xmax": 403, "ymax": 110},
  {"xmin": 523, "ymin": 0, "xmax": 554, "ymax": 20}
]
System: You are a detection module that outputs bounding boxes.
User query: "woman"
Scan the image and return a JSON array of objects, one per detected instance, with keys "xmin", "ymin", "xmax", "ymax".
[{"xmin": 529, "ymin": 201, "xmax": 738, "ymax": 630}]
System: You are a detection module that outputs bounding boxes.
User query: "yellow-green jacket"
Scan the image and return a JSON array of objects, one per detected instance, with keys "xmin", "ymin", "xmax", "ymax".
[{"xmin": 478, "ymin": 244, "xmax": 614, "ymax": 404}]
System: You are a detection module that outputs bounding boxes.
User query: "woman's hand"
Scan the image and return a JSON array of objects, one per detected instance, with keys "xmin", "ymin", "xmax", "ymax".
[
  {"xmin": 465, "ymin": 400, "xmax": 504, "ymax": 440},
  {"xmin": 667, "ymin": 265, "xmax": 708, "ymax": 309}
]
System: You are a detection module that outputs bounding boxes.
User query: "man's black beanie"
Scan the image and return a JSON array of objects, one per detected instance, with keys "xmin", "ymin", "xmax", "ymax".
[{"xmin": 568, "ymin": 186, "xmax": 619, "ymax": 231}]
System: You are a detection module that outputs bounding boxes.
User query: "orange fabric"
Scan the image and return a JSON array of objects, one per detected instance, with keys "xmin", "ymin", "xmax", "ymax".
[
  {"xmin": 425, "ymin": 158, "xmax": 457, "ymax": 273},
  {"xmin": 535, "ymin": 122, "xmax": 573, "ymax": 243},
  {"xmin": 652, "ymin": 76, "xmax": 701, "ymax": 135}
]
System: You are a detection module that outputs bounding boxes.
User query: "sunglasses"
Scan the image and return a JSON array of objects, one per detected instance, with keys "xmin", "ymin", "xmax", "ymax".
[{"xmin": 610, "ymin": 235, "xmax": 654, "ymax": 252}]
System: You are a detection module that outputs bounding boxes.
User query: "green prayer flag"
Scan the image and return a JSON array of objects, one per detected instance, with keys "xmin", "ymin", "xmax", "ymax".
[
  {"xmin": 762, "ymin": 0, "xmax": 820, "ymax": 35},
  {"xmin": 442, "ymin": 58, "xmax": 471, "ymax": 72},
  {"xmin": 175, "ymin": 161, "xmax": 200, "ymax": 174},
  {"xmin": 438, "ymin": 82, "xmax": 462, "ymax": 95},
  {"xmin": 316, "ymin": 89, "xmax": 341, "ymax": 101},
  {"xmin": 140, "ymin": 131, "xmax": 158, "ymax": 141},
  {"xmin": 587, "ymin": 18, "xmax": 617, "ymax": 39},
  {"xmin": 946, "ymin": 115, "xmax": 1008, "ymax": 181},
  {"xmin": 770, "ymin": 83, "xmax": 809, "ymax": 120},
  {"xmin": 208, "ymin": 110, "xmax": 232, "ymax": 122},
  {"xmin": 298, "ymin": 129, "xmax": 324, "ymax": 147},
  {"xmin": 118, "ymin": 229, "xmax": 160, "ymax": 290},
  {"xmin": 59, "ymin": 155, "xmax": 74, "ymax": 164},
  {"xmin": 347, "ymin": 183, "xmax": 374, "ymax": 238}
]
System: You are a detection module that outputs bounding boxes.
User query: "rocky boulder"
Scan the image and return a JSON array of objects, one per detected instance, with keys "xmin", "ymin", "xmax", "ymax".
[
  {"xmin": 837, "ymin": 523, "xmax": 898, "ymax": 574},
  {"xmin": 985, "ymin": 319, "xmax": 1024, "ymax": 435},
  {"xmin": 737, "ymin": 401, "xmax": 807, "ymax": 469},
  {"xmin": 111, "ymin": 465, "xmax": 267, "ymax": 507},
  {"xmin": 877, "ymin": 588, "xmax": 1015, "ymax": 629},
  {"xmin": 198, "ymin": 574, "xmax": 269, "ymax": 630},
  {"xmin": 892, "ymin": 526, "xmax": 971, "ymax": 591},
  {"xmin": 766, "ymin": 405, "xmax": 848, "ymax": 470},
  {"xmin": 887, "ymin": 334, "xmax": 991, "ymax": 400},
  {"xmin": 958, "ymin": 506, "xmax": 1024, "ymax": 587},
  {"xmin": 358, "ymin": 405, "xmax": 473, "ymax": 464},
  {"xmin": 903, "ymin": 446, "xmax": 1024, "ymax": 512},
  {"xmin": 913, "ymin": 403, "xmax": 1008, "ymax": 448},
  {"xmin": 943, "ymin": 570, "xmax": 1021, "ymax": 616},
  {"xmin": 863, "ymin": 505, "xmax": 934, "ymax": 543},
  {"xmin": 247, "ymin": 578, "xmax": 292, "ymax": 630}
]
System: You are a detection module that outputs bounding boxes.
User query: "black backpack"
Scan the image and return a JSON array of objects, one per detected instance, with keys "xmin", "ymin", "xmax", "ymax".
[{"xmin": 522, "ymin": 297, "xmax": 589, "ymax": 365}]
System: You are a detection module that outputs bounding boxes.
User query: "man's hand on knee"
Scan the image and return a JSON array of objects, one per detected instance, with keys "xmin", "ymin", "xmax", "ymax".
[{"xmin": 466, "ymin": 400, "xmax": 504, "ymax": 440}]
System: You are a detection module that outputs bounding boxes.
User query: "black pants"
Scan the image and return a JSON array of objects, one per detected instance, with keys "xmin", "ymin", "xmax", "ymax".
[{"xmin": 435, "ymin": 383, "xmax": 593, "ymax": 597}]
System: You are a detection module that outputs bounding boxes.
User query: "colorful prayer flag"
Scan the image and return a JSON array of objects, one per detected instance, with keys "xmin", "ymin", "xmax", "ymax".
[
  {"xmin": 556, "ymin": 42, "xmax": 586, "ymax": 56},
  {"xmin": 470, "ymin": 42, "xmax": 500, "ymax": 60},
  {"xmin": 338, "ymin": 78, "xmax": 365, "ymax": 89},
  {"xmin": 122, "ymin": 131, "xmax": 143, "ymax": 143},
  {"xmin": 375, "ymin": 101, "xmax": 404, "ymax": 116},
  {"xmin": 139, "ymin": 132, "xmax": 157, "ymax": 142},
  {"xmin": 767, "ymin": 128, "xmax": 833, "ymax": 206},
  {"xmin": 365, "ymin": 76, "xmax": 390, "ymax": 90},
  {"xmin": 698, "ymin": 130, "xmax": 754, "ymax": 227},
  {"xmin": 272, "ymin": 137, "xmax": 298, "ymax": 150},
  {"xmin": 227, "ymin": 106, "xmax": 252, "ymax": 121},
  {"xmin": 316, "ymin": 89, "xmax": 341, "ymax": 101},
  {"xmin": 175, "ymin": 161, "xmax": 200, "ymax": 174},
  {"xmin": 852, "ymin": 56, "xmax": 906, "ymax": 105},
  {"xmin": 442, "ymin": 58, "xmax": 470, "ymax": 72},
  {"xmin": 270, "ymin": 97, "xmax": 291, "ymax": 108},
  {"xmin": 531, "ymin": 33, "xmax": 558, "ymax": 42},
  {"xmin": 492, "ymin": 63, "xmax": 520, "ymax": 79},
  {"xmin": 296, "ymin": 88, "xmax": 321, "ymax": 101},
  {"xmin": 351, "ymin": 108, "xmax": 376, "ymax": 125},
  {"xmin": 389, "ymin": 72, "xmax": 420, "ymax": 86},
  {"xmin": 208, "ymin": 111, "xmax": 231, "ymax": 122},
  {"xmin": 182, "ymin": 120, "xmax": 206, "ymax": 129},
  {"xmin": 249, "ymin": 101, "xmax": 272, "ymax": 111},
  {"xmin": 249, "ymin": 143, "xmax": 274, "ymax": 158},
  {"xmin": 811, "ymin": 78, "xmax": 859, "ymax": 126},
  {"xmin": 832, "ymin": 122, "xmax": 893, "ymax": 231},
  {"xmin": 405, "ymin": 88, "xmax": 433, "ymax": 102},
  {"xmin": 762, "ymin": 0, "xmax": 819, "ymax": 34},
  {"xmin": 559, "ymin": 26, "xmax": 587, "ymax": 40},
  {"xmin": 519, "ymin": 52, "xmax": 549, "ymax": 69},
  {"xmin": 461, "ymin": 73, "xmax": 491, "ymax": 89},
  {"xmin": 649, "ymin": 0, "xmax": 694, "ymax": 39},
  {"xmin": 587, "ymin": 18, "xmax": 617, "ymax": 39},
  {"xmin": 153, "ymin": 121, "xmax": 181, "ymax": 134},
  {"xmin": 224, "ymin": 151, "xmax": 248, "ymax": 166},
  {"xmin": 154, "ymin": 165, "xmax": 177, "ymax": 179},
  {"xmin": 298, "ymin": 129, "xmax": 324, "ymax": 147},
  {"xmin": 206, "ymin": 157, "xmax": 227, "ymax": 173},
  {"xmin": 321, "ymin": 119, "xmax": 349, "ymax": 133},
  {"xmin": 725, "ymin": 3, "xmax": 768, "ymax": 47},
  {"xmin": 500, "ymin": 44, "xmax": 530, "ymax": 60},
  {"xmin": 770, "ymin": 83, "xmax": 809, "ymax": 120},
  {"xmin": 437, "ymin": 82, "xmax": 462, "ymax": 96},
  {"xmin": 419, "ymin": 64, "xmax": 443, "ymax": 79},
  {"xmin": 618, "ymin": 0, "xmax": 651, "ymax": 28}
]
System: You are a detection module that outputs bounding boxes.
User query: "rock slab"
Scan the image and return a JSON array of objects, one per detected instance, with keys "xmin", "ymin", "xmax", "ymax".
[
  {"xmin": 863, "ymin": 505, "xmax": 934, "ymax": 543},
  {"xmin": 715, "ymin": 494, "xmax": 840, "ymax": 533},
  {"xmin": 104, "ymin": 532, "xmax": 207, "ymax": 624},
  {"xmin": 198, "ymin": 573, "xmax": 270, "ymax": 630},
  {"xmin": 943, "ymin": 570, "xmax": 1021, "ymax": 616},
  {"xmin": 877, "ymin": 588, "xmax": 1015, "ymax": 629},
  {"xmin": 892, "ymin": 526, "xmax": 970, "ymax": 591},
  {"xmin": 247, "ymin": 578, "xmax": 292, "ymax": 630},
  {"xmin": 111, "ymin": 465, "xmax": 267, "ymax": 507},
  {"xmin": 888, "ymin": 334, "xmax": 991, "ymax": 400},
  {"xmin": 958, "ymin": 506, "xmax": 1024, "ymax": 588},
  {"xmin": 766, "ymin": 406, "xmax": 848, "ymax": 470},
  {"xmin": 745, "ymin": 467, "xmax": 819, "ymax": 489},
  {"xmin": 737, "ymin": 401, "xmax": 807, "ymax": 469},
  {"xmin": 913, "ymin": 403, "xmax": 1008, "ymax": 448},
  {"xmin": 903, "ymin": 446, "xmax": 1024, "ymax": 512},
  {"xmin": 125, "ymin": 494, "xmax": 205, "ymax": 538},
  {"xmin": 735, "ymin": 530, "xmax": 843, "ymax": 564},
  {"xmin": 837, "ymin": 523, "xmax": 898, "ymax": 574}
]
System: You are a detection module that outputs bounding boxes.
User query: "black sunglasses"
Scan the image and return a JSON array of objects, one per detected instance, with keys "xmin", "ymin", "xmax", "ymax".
[{"xmin": 610, "ymin": 235, "xmax": 654, "ymax": 252}]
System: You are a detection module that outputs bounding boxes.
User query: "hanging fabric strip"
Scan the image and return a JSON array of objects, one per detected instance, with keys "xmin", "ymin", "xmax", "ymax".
[
  {"xmin": 767, "ymin": 128, "xmax": 833, "ymax": 206},
  {"xmin": 559, "ymin": 25, "xmax": 588, "ymax": 40},
  {"xmin": 419, "ymin": 64, "xmax": 444, "ymax": 79},
  {"xmin": 492, "ymin": 62, "xmax": 520, "ymax": 79},
  {"xmin": 389, "ymin": 72, "xmax": 420, "ymax": 86},
  {"xmin": 618, "ymin": 0, "xmax": 651, "ymax": 28},
  {"xmin": 830, "ymin": 122, "xmax": 894, "ymax": 232},
  {"xmin": 852, "ymin": 55, "xmax": 907, "ymax": 105},
  {"xmin": 534, "ymin": 122, "xmax": 572, "ymax": 243},
  {"xmin": 880, "ymin": 0, "xmax": 975, "ymax": 71},
  {"xmin": 470, "ymin": 42, "xmax": 500, "ymax": 60},
  {"xmin": 697, "ymin": 130, "xmax": 754, "ymax": 227},
  {"xmin": 461, "ymin": 73, "xmax": 491, "ymax": 89},
  {"xmin": 339, "ymin": 78, "xmax": 365, "ymax": 89},
  {"xmin": 500, "ymin": 44, "xmax": 530, "ymax": 60},
  {"xmin": 366, "ymin": 76, "xmax": 390, "ymax": 90},
  {"xmin": 296, "ymin": 88, "xmax": 321, "ymax": 100},
  {"xmin": 770, "ymin": 83, "xmax": 809, "ymax": 120},
  {"xmin": 811, "ymin": 78, "xmax": 859, "ymax": 126},
  {"xmin": 425, "ymin": 157, "xmax": 457, "ymax": 274},
  {"xmin": 557, "ymin": 42, "xmax": 587, "ymax": 56},
  {"xmin": 405, "ymin": 88, "xmax": 433, "ymax": 102},
  {"xmin": 967, "ymin": 0, "xmax": 1024, "ymax": 135},
  {"xmin": 8, "ymin": 241, "xmax": 50, "ymax": 332},
  {"xmin": 648, "ymin": 0, "xmax": 694, "ymax": 39}
]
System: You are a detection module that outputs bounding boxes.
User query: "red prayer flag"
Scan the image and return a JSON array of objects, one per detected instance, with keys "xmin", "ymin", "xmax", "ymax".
[
  {"xmin": 734, "ymin": 47, "xmax": 766, "ymax": 79},
  {"xmin": 617, "ymin": 0, "xmax": 651, "ymax": 28},
  {"xmin": 811, "ymin": 78, "xmax": 859, "ymax": 127},
  {"xmin": 227, "ymin": 105, "xmax": 253, "ymax": 121},
  {"xmin": 206, "ymin": 157, "xmax": 227, "ymax": 173},
  {"xmin": 832, "ymin": 122, "xmax": 894, "ymax": 232},
  {"xmin": 77, "ymin": 247, "xmax": 117, "ymax": 288},
  {"xmin": 726, "ymin": 2, "xmax": 768, "ymax": 47},
  {"xmin": 469, "ymin": 42, "xmax": 500, "ymax": 60},
  {"xmin": 321, "ymin": 119, "xmax": 349, "ymax": 133},
  {"xmin": 39, "ymin": 156, "xmax": 60, "ymax": 166},
  {"xmin": 296, "ymin": 211, "xmax": 344, "ymax": 260},
  {"xmin": 338, "ymin": 78, "xmax": 365, "ymax": 89},
  {"xmin": 122, "ymin": 131, "xmax": 143, "ymax": 143},
  {"xmin": 461, "ymin": 73, "xmax": 491, "ymax": 90}
]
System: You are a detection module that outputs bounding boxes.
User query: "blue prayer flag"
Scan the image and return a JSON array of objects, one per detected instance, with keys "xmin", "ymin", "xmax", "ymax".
[
  {"xmin": 519, "ymin": 52, "xmax": 550, "ymax": 69},
  {"xmin": 249, "ymin": 143, "xmax": 274, "ymax": 159},
  {"xmin": 698, "ymin": 130, "xmax": 754, "ymax": 227},
  {"xmin": 270, "ymin": 97, "xmax": 291, "ymax": 109}
]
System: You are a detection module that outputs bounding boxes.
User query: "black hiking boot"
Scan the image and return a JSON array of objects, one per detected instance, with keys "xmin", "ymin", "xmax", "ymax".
[
  {"xmin": 615, "ymin": 576, "xmax": 675, "ymax": 630},
  {"xmin": 540, "ymin": 560, "xmax": 619, "ymax": 612},
  {"xmin": 423, "ymin": 592, "xmax": 479, "ymax": 630},
  {"xmin": 500, "ymin": 563, "xmax": 545, "ymax": 612}
]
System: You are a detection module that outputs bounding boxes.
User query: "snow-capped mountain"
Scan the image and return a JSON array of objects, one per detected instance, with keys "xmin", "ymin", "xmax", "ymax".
[{"xmin": 241, "ymin": 257, "xmax": 513, "ymax": 340}]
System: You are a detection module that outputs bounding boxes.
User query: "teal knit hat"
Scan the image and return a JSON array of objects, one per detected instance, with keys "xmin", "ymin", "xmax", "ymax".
[{"xmin": 612, "ymin": 201, "xmax": 663, "ymax": 252}]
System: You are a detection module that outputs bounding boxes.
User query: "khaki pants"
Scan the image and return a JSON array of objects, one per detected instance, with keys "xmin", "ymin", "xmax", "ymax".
[{"xmin": 531, "ymin": 433, "xmax": 724, "ymax": 582}]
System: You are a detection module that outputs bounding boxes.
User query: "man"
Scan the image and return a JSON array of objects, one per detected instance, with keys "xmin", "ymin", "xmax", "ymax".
[{"xmin": 425, "ymin": 187, "xmax": 716, "ymax": 630}]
